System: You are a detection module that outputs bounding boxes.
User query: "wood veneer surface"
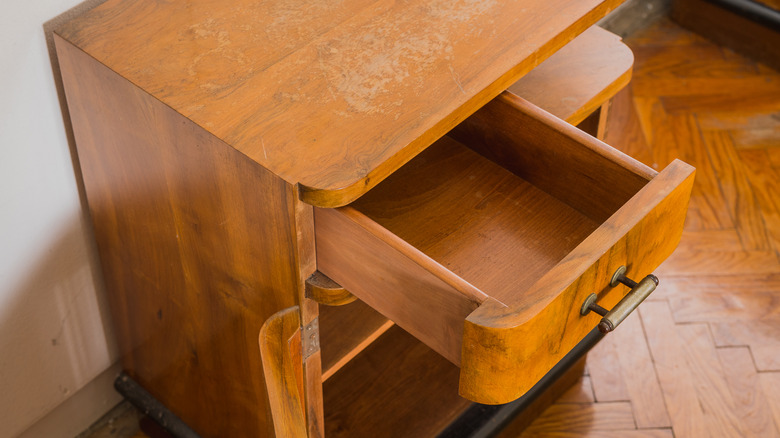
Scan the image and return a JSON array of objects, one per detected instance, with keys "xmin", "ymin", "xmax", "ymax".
[
  {"xmin": 55, "ymin": 35, "xmax": 304, "ymax": 437},
  {"xmin": 318, "ymin": 300, "xmax": 393, "ymax": 381},
  {"xmin": 352, "ymin": 136, "xmax": 600, "ymax": 306},
  {"xmin": 507, "ymin": 26, "xmax": 634, "ymax": 126},
  {"xmin": 56, "ymin": 0, "xmax": 623, "ymax": 206},
  {"xmin": 323, "ymin": 325, "xmax": 471, "ymax": 438}
]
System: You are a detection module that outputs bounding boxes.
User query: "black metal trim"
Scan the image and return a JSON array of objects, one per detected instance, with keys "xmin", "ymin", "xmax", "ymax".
[
  {"xmin": 707, "ymin": 0, "xmax": 780, "ymax": 31},
  {"xmin": 437, "ymin": 327, "xmax": 605, "ymax": 438},
  {"xmin": 114, "ymin": 373, "xmax": 201, "ymax": 438}
]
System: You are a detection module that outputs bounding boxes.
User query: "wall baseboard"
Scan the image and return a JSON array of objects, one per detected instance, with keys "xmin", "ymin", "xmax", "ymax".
[{"xmin": 18, "ymin": 362, "xmax": 123, "ymax": 438}]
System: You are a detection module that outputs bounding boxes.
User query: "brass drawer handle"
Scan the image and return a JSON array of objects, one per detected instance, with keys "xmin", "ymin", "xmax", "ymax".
[{"xmin": 580, "ymin": 266, "xmax": 658, "ymax": 334}]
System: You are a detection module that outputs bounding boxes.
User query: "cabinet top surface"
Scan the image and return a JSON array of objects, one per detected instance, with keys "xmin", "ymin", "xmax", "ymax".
[{"xmin": 58, "ymin": 0, "xmax": 619, "ymax": 206}]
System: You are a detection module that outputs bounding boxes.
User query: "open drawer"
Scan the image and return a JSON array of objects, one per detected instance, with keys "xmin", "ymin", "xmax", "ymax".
[{"xmin": 314, "ymin": 93, "xmax": 695, "ymax": 405}]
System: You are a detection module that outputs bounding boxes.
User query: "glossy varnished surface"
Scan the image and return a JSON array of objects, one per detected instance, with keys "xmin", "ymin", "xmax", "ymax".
[
  {"xmin": 506, "ymin": 26, "xmax": 634, "ymax": 125},
  {"xmin": 56, "ymin": 0, "xmax": 623, "ymax": 206},
  {"xmin": 55, "ymin": 36, "xmax": 303, "ymax": 437},
  {"xmin": 352, "ymin": 136, "xmax": 601, "ymax": 305},
  {"xmin": 259, "ymin": 307, "xmax": 308, "ymax": 437}
]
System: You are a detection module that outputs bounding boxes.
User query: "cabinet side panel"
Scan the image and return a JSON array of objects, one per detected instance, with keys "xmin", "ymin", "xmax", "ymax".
[{"xmin": 55, "ymin": 35, "xmax": 301, "ymax": 437}]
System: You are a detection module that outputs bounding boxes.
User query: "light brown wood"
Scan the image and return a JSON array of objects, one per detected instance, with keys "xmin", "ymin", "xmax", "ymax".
[
  {"xmin": 316, "ymin": 134, "xmax": 604, "ymax": 364},
  {"xmin": 450, "ymin": 94, "xmax": 656, "ymax": 223},
  {"xmin": 315, "ymin": 92, "xmax": 694, "ymax": 403},
  {"xmin": 588, "ymin": 313, "xmax": 671, "ymax": 428},
  {"xmin": 55, "ymin": 35, "xmax": 303, "ymax": 437},
  {"xmin": 518, "ymin": 402, "xmax": 637, "ymax": 434},
  {"xmin": 259, "ymin": 307, "xmax": 308, "ymax": 438},
  {"xmin": 521, "ymin": 20, "xmax": 780, "ymax": 435},
  {"xmin": 322, "ymin": 325, "xmax": 471, "ymax": 438},
  {"xmin": 460, "ymin": 159, "xmax": 693, "ymax": 404},
  {"xmin": 315, "ymin": 202, "xmax": 483, "ymax": 365},
  {"xmin": 556, "ymin": 374, "xmax": 596, "ymax": 403},
  {"xmin": 318, "ymin": 300, "xmax": 394, "ymax": 381},
  {"xmin": 54, "ymin": 1, "xmax": 703, "ymax": 434},
  {"xmin": 718, "ymin": 347, "xmax": 779, "ymax": 437},
  {"xmin": 760, "ymin": 373, "xmax": 780, "ymax": 434},
  {"xmin": 586, "ymin": 332, "xmax": 631, "ymax": 403},
  {"xmin": 495, "ymin": 358, "xmax": 588, "ymax": 437},
  {"xmin": 506, "ymin": 26, "xmax": 633, "ymax": 126},
  {"xmin": 348, "ymin": 138, "xmax": 602, "ymax": 307},
  {"xmin": 56, "ymin": 0, "xmax": 624, "ymax": 207},
  {"xmin": 641, "ymin": 302, "xmax": 745, "ymax": 437},
  {"xmin": 305, "ymin": 272, "xmax": 356, "ymax": 307}
]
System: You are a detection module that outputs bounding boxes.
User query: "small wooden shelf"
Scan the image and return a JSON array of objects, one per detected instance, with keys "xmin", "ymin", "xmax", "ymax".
[
  {"xmin": 506, "ymin": 26, "xmax": 633, "ymax": 126},
  {"xmin": 323, "ymin": 325, "xmax": 472, "ymax": 438},
  {"xmin": 319, "ymin": 300, "xmax": 394, "ymax": 381}
]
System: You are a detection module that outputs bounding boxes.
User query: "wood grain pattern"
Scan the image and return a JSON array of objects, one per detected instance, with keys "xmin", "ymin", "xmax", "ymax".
[
  {"xmin": 643, "ymin": 302, "xmax": 746, "ymax": 437},
  {"xmin": 522, "ymin": 430, "xmax": 673, "ymax": 438},
  {"xmin": 585, "ymin": 337, "xmax": 632, "ymax": 402},
  {"xmin": 318, "ymin": 300, "xmax": 393, "ymax": 381},
  {"xmin": 56, "ymin": 36, "xmax": 304, "ymax": 437},
  {"xmin": 506, "ymin": 26, "xmax": 633, "ymax": 126},
  {"xmin": 460, "ymin": 160, "xmax": 693, "ymax": 404},
  {"xmin": 760, "ymin": 373, "xmax": 780, "ymax": 434},
  {"xmin": 588, "ymin": 313, "xmax": 670, "ymax": 428},
  {"xmin": 305, "ymin": 271, "xmax": 356, "ymax": 307},
  {"xmin": 449, "ymin": 94, "xmax": 655, "ymax": 223},
  {"xmin": 495, "ymin": 359, "xmax": 589, "ymax": 437},
  {"xmin": 556, "ymin": 374, "xmax": 596, "ymax": 404},
  {"xmin": 315, "ymin": 91, "xmax": 693, "ymax": 403},
  {"xmin": 717, "ymin": 347, "xmax": 779, "ymax": 437},
  {"xmin": 56, "ymin": 0, "xmax": 624, "ymax": 207},
  {"xmin": 323, "ymin": 325, "xmax": 471, "ymax": 438},
  {"xmin": 517, "ymin": 20, "xmax": 780, "ymax": 436},
  {"xmin": 315, "ymin": 203, "xmax": 483, "ymax": 365},
  {"xmin": 351, "ymin": 136, "xmax": 601, "ymax": 306},
  {"xmin": 519, "ymin": 402, "xmax": 637, "ymax": 433},
  {"xmin": 701, "ymin": 129, "xmax": 769, "ymax": 250},
  {"xmin": 259, "ymin": 307, "xmax": 308, "ymax": 438}
]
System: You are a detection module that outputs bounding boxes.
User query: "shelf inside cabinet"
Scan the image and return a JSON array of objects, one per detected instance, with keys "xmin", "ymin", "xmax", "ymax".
[
  {"xmin": 319, "ymin": 299, "xmax": 394, "ymax": 381},
  {"xmin": 323, "ymin": 325, "xmax": 472, "ymax": 437}
]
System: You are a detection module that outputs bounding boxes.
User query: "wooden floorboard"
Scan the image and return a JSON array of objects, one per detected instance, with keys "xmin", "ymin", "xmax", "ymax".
[{"xmin": 516, "ymin": 18, "xmax": 780, "ymax": 438}]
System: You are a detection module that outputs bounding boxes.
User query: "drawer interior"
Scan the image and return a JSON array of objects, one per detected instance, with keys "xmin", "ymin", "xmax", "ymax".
[
  {"xmin": 347, "ymin": 99, "xmax": 655, "ymax": 308},
  {"xmin": 350, "ymin": 137, "xmax": 600, "ymax": 306}
]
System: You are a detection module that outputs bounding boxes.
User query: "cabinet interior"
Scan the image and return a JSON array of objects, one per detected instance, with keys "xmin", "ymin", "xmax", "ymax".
[{"xmin": 322, "ymin": 323, "xmax": 472, "ymax": 438}]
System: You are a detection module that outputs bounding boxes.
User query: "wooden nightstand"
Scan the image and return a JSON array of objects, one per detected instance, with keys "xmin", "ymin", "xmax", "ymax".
[{"xmin": 54, "ymin": 1, "xmax": 693, "ymax": 436}]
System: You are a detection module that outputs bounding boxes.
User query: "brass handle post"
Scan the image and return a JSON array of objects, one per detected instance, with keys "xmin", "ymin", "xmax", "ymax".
[{"xmin": 580, "ymin": 266, "xmax": 658, "ymax": 334}]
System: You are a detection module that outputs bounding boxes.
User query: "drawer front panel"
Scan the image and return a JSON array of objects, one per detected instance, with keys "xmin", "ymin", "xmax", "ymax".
[{"xmin": 459, "ymin": 160, "xmax": 694, "ymax": 403}]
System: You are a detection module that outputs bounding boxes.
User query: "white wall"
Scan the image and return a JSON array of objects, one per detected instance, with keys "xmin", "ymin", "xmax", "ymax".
[{"xmin": 0, "ymin": 1, "xmax": 120, "ymax": 437}]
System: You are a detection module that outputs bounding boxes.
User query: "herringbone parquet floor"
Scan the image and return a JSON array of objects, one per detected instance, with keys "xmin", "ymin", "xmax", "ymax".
[{"xmin": 519, "ymin": 18, "xmax": 780, "ymax": 438}]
